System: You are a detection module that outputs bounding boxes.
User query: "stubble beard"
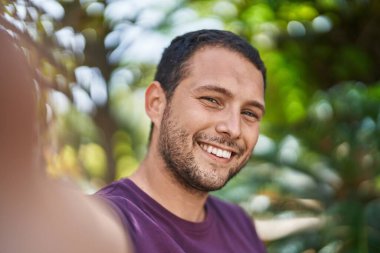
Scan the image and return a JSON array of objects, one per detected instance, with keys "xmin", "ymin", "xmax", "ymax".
[{"xmin": 158, "ymin": 104, "xmax": 250, "ymax": 193}]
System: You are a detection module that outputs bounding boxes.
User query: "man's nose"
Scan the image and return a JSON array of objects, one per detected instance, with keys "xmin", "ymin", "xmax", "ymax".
[{"xmin": 215, "ymin": 110, "xmax": 241, "ymax": 139}]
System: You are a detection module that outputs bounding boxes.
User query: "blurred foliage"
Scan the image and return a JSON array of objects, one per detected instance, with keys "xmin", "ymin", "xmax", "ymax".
[{"xmin": 1, "ymin": 0, "xmax": 379, "ymax": 252}]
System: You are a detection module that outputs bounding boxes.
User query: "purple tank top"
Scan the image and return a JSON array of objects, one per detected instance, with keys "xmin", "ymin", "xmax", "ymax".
[{"xmin": 96, "ymin": 179, "xmax": 266, "ymax": 253}]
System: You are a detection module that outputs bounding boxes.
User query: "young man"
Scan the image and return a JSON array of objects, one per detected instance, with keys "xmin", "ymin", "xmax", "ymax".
[
  {"xmin": 97, "ymin": 29, "xmax": 267, "ymax": 252},
  {"xmin": 0, "ymin": 29, "xmax": 266, "ymax": 253}
]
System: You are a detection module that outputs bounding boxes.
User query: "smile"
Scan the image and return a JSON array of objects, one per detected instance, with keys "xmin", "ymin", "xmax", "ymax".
[{"xmin": 199, "ymin": 143, "xmax": 232, "ymax": 159}]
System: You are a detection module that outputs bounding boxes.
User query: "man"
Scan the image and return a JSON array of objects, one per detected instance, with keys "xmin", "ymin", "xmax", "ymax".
[
  {"xmin": 97, "ymin": 29, "xmax": 267, "ymax": 252},
  {"xmin": 0, "ymin": 29, "xmax": 266, "ymax": 252}
]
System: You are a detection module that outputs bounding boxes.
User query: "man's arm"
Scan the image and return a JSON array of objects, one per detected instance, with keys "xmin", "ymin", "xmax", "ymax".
[{"xmin": 0, "ymin": 30, "xmax": 133, "ymax": 253}]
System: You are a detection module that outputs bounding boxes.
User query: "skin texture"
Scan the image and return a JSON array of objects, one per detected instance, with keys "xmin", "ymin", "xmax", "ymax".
[{"xmin": 131, "ymin": 46, "xmax": 265, "ymax": 222}]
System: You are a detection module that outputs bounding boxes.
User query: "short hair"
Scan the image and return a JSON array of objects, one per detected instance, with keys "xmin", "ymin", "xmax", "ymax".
[
  {"xmin": 148, "ymin": 29, "xmax": 267, "ymax": 144},
  {"xmin": 154, "ymin": 29, "xmax": 267, "ymax": 100}
]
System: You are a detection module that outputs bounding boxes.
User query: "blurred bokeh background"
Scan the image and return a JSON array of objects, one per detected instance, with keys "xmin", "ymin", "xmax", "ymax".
[{"xmin": 1, "ymin": 0, "xmax": 379, "ymax": 252}]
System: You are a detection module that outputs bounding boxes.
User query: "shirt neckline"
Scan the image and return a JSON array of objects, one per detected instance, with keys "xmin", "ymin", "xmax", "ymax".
[{"xmin": 123, "ymin": 178, "xmax": 215, "ymax": 234}]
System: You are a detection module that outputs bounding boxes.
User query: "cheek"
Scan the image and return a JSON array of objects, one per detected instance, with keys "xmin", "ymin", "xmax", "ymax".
[
  {"xmin": 176, "ymin": 103, "xmax": 213, "ymax": 129},
  {"xmin": 243, "ymin": 125, "xmax": 260, "ymax": 150}
]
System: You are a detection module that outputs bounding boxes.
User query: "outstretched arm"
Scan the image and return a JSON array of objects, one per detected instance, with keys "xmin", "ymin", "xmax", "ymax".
[{"xmin": 0, "ymin": 29, "xmax": 133, "ymax": 253}]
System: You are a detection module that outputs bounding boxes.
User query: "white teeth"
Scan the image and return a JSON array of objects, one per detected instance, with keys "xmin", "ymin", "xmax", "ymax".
[{"xmin": 200, "ymin": 143, "xmax": 232, "ymax": 159}]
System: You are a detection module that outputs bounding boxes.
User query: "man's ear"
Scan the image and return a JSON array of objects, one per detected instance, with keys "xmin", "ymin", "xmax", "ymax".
[{"xmin": 145, "ymin": 81, "xmax": 166, "ymax": 126}]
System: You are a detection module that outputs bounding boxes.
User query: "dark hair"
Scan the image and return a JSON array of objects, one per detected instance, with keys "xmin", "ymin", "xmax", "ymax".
[
  {"xmin": 148, "ymin": 29, "xmax": 267, "ymax": 144},
  {"xmin": 154, "ymin": 29, "xmax": 267, "ymax": 100}
]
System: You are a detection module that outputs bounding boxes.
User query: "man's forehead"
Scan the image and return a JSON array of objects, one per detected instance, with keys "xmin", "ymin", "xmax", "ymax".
[
  {"xmin": 172, "ymin": 46, "xmax": 265, "ymax": 102},
  {"xmin": 186, "ymin": 47, "xmax": 263, "ymax": 80}
]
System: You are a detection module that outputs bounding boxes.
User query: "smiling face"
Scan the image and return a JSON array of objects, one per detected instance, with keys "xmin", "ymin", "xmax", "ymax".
[{"xmin": 157, "ymin": 46, "xmax": 265, "ymax": 192}]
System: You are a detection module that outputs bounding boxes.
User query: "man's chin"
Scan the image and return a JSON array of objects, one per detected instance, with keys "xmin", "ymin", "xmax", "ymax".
[{"xmin": 188, "ymin": 177, "xmax": 230, "ymax": 192}]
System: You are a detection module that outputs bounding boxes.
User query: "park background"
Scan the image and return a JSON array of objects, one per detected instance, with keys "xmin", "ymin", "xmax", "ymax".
[{"xmin": 1, "ymin": 0, "xmax": 379, "ymax": 252}]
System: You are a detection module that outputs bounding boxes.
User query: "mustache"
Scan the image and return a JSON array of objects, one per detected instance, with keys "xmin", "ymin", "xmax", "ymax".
[{"xmin": 194, "ymin": 133, "xmax": 246, "ymax": 155}]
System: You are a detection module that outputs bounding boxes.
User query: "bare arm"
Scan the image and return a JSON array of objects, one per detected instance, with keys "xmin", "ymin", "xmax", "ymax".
[{"xmin": 0, "ymin": 30, "xmax": 133, "ymax": 253}]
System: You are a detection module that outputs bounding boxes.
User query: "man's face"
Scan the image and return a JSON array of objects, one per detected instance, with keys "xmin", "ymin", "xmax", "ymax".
[{"xmin": 158, "ymin": 47, "xmax": 265, "ymax": 192}]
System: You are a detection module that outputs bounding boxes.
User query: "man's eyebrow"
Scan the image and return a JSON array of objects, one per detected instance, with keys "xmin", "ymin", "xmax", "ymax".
[
  {"xmin": 194, "ymin": 84, "xmax": 266, "ymax": 114},
  {"xmin": 193, "ymin": 85, "xmax": 233, "ymax": 98},
  {"xmin": 247, "ymin": 101, "xmax": 266, "ymax": 115}
]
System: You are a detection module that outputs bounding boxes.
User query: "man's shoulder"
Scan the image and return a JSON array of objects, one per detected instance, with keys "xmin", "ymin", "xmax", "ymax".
[
  {"xmin": 96, "ymin": 178, "xmax": 131, "ymax": 197},
  {"xmin": 95, "ymin": 178, "xmax": 141, "ymax": 213}
]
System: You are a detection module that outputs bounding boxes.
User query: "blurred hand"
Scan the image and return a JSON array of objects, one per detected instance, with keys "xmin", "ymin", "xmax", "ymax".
[{"xmin": 0, "ymin": 28, "xmax": 133, "ymax": 253}]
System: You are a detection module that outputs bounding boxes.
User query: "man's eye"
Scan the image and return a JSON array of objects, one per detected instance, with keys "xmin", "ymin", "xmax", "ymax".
[
  {"xmin": 200, "ymin": 97, "xmax": 221, "ymax": 106},
  {"xmin": 242, "ymin": 110, "xmax": 260, "ymax": 121}
]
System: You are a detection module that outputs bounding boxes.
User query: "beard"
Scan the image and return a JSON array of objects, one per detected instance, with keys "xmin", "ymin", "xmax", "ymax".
[{"xmin": 158, "ymin": 104, "xmax": 250, "ymax": 193}]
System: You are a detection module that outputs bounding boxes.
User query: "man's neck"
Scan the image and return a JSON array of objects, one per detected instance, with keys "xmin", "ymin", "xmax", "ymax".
[{"xmin": 129, "ymin": 150, "xmax": 208, "ymax": 223}]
